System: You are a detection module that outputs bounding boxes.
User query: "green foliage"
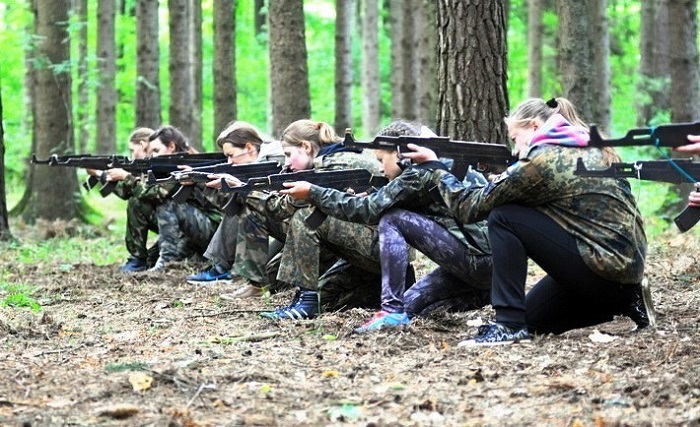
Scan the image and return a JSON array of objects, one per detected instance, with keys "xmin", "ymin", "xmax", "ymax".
[
  {"xmin": 0, "ymin": 282, "xmax": 42, "ymax": 311},
  {"xmin": 104, "ymin": 361, "xmax": 150, "ymax": 373}
]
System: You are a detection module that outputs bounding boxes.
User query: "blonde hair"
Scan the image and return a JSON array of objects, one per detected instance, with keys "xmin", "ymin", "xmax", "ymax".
[
  {"xmin": 129, "ymin": 127, "xmax": 154, "ymax": 145},
  {"xmin": 505, "ymin": 97, "xmax": 619, "ymax": 164},
  {"xmin": 280, "ymin": 120, "xmax": 339, "ymax": 156},
  {"xmin": 216, "ymin": 121, "xmax": 264, "ymax": 152}
]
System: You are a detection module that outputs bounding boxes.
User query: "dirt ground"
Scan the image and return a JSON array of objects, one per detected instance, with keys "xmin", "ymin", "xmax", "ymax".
[{"xmin": 0, "ymin": 228, "xmax": 699, "ymax": 427}]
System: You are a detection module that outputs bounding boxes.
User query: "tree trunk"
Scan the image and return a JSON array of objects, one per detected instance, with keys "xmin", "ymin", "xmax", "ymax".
[
  {"xmin": 527, "ymin": 0, "xmax": 543, "ymax": 98},
  {"xmin": 169, "ymin": 0, "xmax": 195, "ymax": 142},
  {"xmin": 638, "ymin": 0, "xmax": 670, "ymax": 126},
  {"xmin": 416, "ymin": 0, "xmax": 437, "ymax": 129},
  {"xmin": 334, "ymin": 0, "xmax": 354, "ymax": 134},
  {"xmin": 74, "ymin": 0, "xmax": 90, "ymax": 153},
  {"xmin": 191, "ymin": 0, "xmax": 203, "ymax": 150},
  {"xmin": 96, "ymin": 0, "xmax": 117, "ymax": 154},
  {"xmin": 213, "ymin": 0, "xmax": 237, "ymax": 138},
  {"xmin": 254, "ymin": 0, "xmax": 266, "ymax": 36},
  {"xmin": 556, "ymin": 0, "xmax": 594, "ymax": 121},
  {"xmin": 136, "ymin": 0, "xmax": 161, "ymax": 129},
  {"xmin": 0, "ymin": 87, "xmax": 12, "ymax": 241},
  {"xmin": 388, "ymin": 0, "xmax": 403, "ymax": 119},
  {"xmin": 590, "ymin": 0, "xmax": 611, "ymax": 134},
  {"xmin": 23, "ymin": 0, "xmax": 80, "ymax": 223},
  {"xmin": 400, "ymin": 0, "xmax": 418, "ymax": 120},
  {"xmin": 668, "ymin": 0, "xmax": 699, "ymax": 123},
  {"xmin": 436, "ymin": 0, "xmax": 509, "ymax": 143},
  {"xmin": 362, "ymin": 0, "xmax": 380, "ymax": 136},
  {"xmin": 268, "ymin": 0, "xmax": 310, "ymax": 137}
]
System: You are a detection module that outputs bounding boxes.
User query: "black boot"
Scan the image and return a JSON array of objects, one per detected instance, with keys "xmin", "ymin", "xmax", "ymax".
[
  {"xmin": 623, "ymin": 278, "xmax": 656, "ymax": 329},
  {"xmin": 260, "ymin": 289, "xmax": 320, "ymax": 320}
]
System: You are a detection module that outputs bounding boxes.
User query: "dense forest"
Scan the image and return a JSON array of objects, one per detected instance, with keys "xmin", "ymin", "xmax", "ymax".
[{"xmin": 0, "ymin": 0, "xmax": 698, "ymax": 229}]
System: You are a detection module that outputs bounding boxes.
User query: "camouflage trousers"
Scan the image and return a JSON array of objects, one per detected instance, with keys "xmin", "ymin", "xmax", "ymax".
[
  {"xmin": 203, "ymin": 212, "xmax": 239, "ymax": 270},
  {"xmin": 232, "ymin": 195, "xmax": 290, "ymax": 284},
  {"xmin": 125, "ymin": 195, "xmax": 159, "ymax": 262},
  {"xmin": 156, "ymin": 199, "xmax": 220, "ymax": 262}
]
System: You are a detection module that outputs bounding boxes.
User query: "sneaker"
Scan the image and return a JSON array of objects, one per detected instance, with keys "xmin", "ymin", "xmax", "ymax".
[
  {"xmin": 187, "ymin": 264, "xmax": 233, "ymax": 285},
  {"xmin": 623, "ymin": 278, "xmax": 656, "ymax": 329},
  {"xmin": 259, "ymin": 290, "xmax": 320, "ymax": 320},
  {"xmin": 220, "ymin": 282, "xmax": 264, "ymax": 300},
  {"xmin": 458, "ymin": 322, "xmax": 531, "ymax": 347},
  {"xmin": 354, "ymin": 311, "xmax": 410, "ymax": 333},
  {"xmin": 120, "ymin": 257, "xmax": 149, "ymax": 273}
]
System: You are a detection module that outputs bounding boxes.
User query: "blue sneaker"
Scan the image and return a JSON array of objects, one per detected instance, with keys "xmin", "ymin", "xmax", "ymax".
[
  {"xmin": 187, "ymin": 264, "xmax": 233, "ymax": 285},
  {"xmin": 457, "ymin": 322, "xmax": 531, "ymax": 347},
  {"xmin": 354, "ymin": 311, "xmax": 410, "ymax": 333},
  {"xmin": 120, "ymin": 257, "xmax": 149, "ymax": 273},
  {"xmin": 260, "ymin": 290, "xmax": 320, "ymax": 320}
]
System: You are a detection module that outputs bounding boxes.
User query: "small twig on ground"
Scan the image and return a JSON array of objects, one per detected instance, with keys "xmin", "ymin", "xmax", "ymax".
[
  {"xmin": 185, "ymin": 383, "xmax": 217, "ymax": 408},
  {"xmin": 186, "ymin": 309, "xmax": 265, "ymax": 318},
  {"xmin": 32, "ymin": 343, "xmax": 86, "ymax": 358}
]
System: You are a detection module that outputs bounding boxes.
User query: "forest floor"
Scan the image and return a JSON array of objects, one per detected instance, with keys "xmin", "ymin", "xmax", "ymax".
[{"xmin": 0, "ymin": 223, "xmax": 699, "ymax": 427}]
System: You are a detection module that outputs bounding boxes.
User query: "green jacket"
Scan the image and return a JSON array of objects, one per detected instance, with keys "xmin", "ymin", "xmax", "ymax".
[{"xmin": 429, "ymin": 144, "xmax": 646, "ymax": 284}]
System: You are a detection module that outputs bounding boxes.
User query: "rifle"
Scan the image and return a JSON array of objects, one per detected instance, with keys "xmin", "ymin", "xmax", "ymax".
[
  {"xmin": 587, "ymin": 121, "xmax": 700, "ymax": 148},
  {"xmin": 31, "ymin": 153, "xmax": 131, "ymax": 193},
  {"xmin": 146, "ymin": 161, "xmax": 283, "ymax": 215},
  {"xmin": 574, "ymin": 158, "xmax": 700, "ymax": 232},
  {"xmin": 341, "ymin": 130, "xmax": 517, "ymax": 180},
  {"xmin": 220, "ymin": 168, "xmax": 390, "ymax": 228}
]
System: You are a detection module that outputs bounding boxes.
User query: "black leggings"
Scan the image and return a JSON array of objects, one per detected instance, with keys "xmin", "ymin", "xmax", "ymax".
[{"xmin": 488, "ymin": 204, "xmax": 638, "ymax": 334}]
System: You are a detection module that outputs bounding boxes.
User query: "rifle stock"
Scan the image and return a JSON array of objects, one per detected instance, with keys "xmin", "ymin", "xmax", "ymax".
[
  {"xmin": 341, "ymin": 130, "xmax": 517, "ymax": 179},
  {"xmin": 220, "ymin": 168, "xmax": 390, "ymax": 228},
  {"xmin": 588, "ymin": 121, "xmax": 700, "ymax": 147},
  {"xmin": 574, "ymin": 158, "xmax": 700, "ymax": 232}
]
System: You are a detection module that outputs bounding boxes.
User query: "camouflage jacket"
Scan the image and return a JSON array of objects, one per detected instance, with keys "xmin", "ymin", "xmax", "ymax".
[
  {"xmin": 252, "ymin": 147, "xmax": 383, "ymax": 221},
  {"xmin": 428, "ymin": 144, "xmax": 646, "ymax": 284},
  {"xmin": 307, "ymin": 165, "xmax": 491, "ymax": 256}
]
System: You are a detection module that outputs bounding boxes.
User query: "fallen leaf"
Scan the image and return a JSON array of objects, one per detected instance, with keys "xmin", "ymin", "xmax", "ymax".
[
  {"xmin": 128, "ymin": 371, "xmax": 153, "ymax": 392},
  {"xmin": 588, "ymin": 330, "xmax": 617, "ymax": 343}
]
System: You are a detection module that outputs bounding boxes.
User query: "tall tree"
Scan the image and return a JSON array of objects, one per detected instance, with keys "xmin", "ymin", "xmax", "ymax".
[
  {"xmin": 268, "ymin": 0, "xmax": 310, "ymax": 137},
  {"xmin": 74, "ymin": 0, "xmax": 90, "ymax": 153},
  {"xmin": 334, "ymin": 0, "xmax": 354, "ymax": 134},
  {"xmin": 213, "ymin": 0, "xmax": 237, "ymax": 137},
  {"xmin": 556, "ymin": 0, "xmax": 594, "ymax": 121},
  {"xmin": 416, "ymin": 0, "xmax": 437, "ymax": 128},
  {"xmin": 637, "ymin": 0, "xmax": 670, "ymax": 126},
  {"xmin": 400, "ymin": 0, "xmax": 418, "ymax": 120},
  {"xmin": 362, "ymin": 0, "xmax": 380, "ymax": 136},
  {"xmin": 22, "ymin": 0, "xmax": 80, "ymax": 223},
  {"xmin": 668, "ymin": 0, "xmax": 699, "ymax": 124},
  {"xmin": 0, "ymin": 86, "xmax": 11, "ymax": 241},
  {"xmin": 169, "ymin": 0, "xmax": 195, "ymax": 142},
  {"xmin": 96, "ymin": 0, "xmax": 117, "ymax": 154},
  {"xmin": 136, "ymin": 0, "xmax": 161, "ymax": 129},
  {"xmin": 527, "ymin": 0, "xmax": 543, "ymax": 98},
  {"xmin": 590, "ymin": 0, "xmax": 611, "ymax": 133},
  {"xmin": 436, "ymin": 0, "xmax": 509, "ymax": 143},
  {"xmin": 191, "ymin": 0, "xmax": 203, "ymax": 149},
  {"xmin": 388, "ymin": 0, "xmax": 404, "ymax": 119}
]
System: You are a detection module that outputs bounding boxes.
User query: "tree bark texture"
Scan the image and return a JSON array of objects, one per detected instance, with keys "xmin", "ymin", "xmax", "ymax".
[
  {"xmin": 169, "ymin": 0, "xmax": 195, "ymax": 143},
  {"xmin": 416, "ymin": 0, "xmax": 437, "ymax": 129},
  {"xmin": 556, "ymin": 0, "xmax": 594, "ymax": 122},
  {"xmin": 668, "ymin": 0, "xmax": 699, "ymax": 123},
  {"xmin": 527, "ymin": 0, "xmax": 543, "ymax": 98},
  {"xmin": 590, "ymin": 0, "xmax": 611, "ymax": 134},
  {"xmin": 268, "ymin": 0, "xmax": 311, "ymax": 137},
  {"xmin": 637, "ymin": 0, "xmax": 670, "ymax": 126},
  {"xmin": 388, "ymin": 0, "xmax": 404, "ymax": 119},
  {"xmin": 0, "ymin": 87, "xmax": 12, "ymax": 240},
  {"xmin": 213, "ymin": 0, "xmax": 237, "ymax": 137},
  {"xmin": 96, "ymin": 0, "xmax": 117, "ymax": 154},
  {"xmin": 362, "ymin": 0, "xmax": 380, "ymax": 136},
  {"xmin": 334, "ymin": 0, "xmax": 354, "ymax": 134},
  {"xmin": 191, "ymin": 0, "xmax": 203, "ymax": 150},
  {"xmin": 136, "ymin": 0, "xmax": 161, "ymax": 129},
  {"xmin": 75, "ymin": 0, "xmax": 90, "ymax": 153},
  {"xmin": 400, "ymin": 0, "xmax": 418, "ymax": 120},
  {"xmin": 26, "ymin": 0, "xmax": 79, "ymax": 222},
  {"xmin": 436, "ymin": 0, "xmax": 509, "ymax": 143}
]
